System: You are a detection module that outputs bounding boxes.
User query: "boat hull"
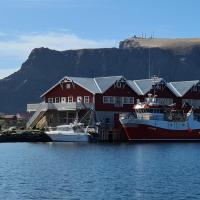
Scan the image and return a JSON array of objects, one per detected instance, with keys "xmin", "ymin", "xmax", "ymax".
[
  {"xmin": 46, "ymin": 133, "xmax": 89, "ymax": 142},
  {"xmin": 122, "ymin": 124, "xmax": 200, "ymax": 141}
]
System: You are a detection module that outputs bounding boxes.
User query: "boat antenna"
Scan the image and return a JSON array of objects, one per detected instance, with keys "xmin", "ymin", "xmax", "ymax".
[
  {"xmin": 148, "ymin": 47, "xmax": 151, "ymax": 79},
  {"xmin": 153, "ymin": 75, "xmax": 156, "ymax": 97}
]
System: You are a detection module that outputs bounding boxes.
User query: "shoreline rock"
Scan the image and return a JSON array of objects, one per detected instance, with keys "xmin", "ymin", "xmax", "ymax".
[{"xmin": 0, "ymin": 131, "xmax": 52, "ymax": 142}]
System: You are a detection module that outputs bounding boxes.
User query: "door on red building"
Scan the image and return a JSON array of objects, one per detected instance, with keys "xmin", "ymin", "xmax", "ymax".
[
  {"xmin": 77, "ymin": 96, "xmax": 83, "ymax": 103},
  {"xmin": 61, "ymin": 97, "xmax": 66, "ymax": 103}
]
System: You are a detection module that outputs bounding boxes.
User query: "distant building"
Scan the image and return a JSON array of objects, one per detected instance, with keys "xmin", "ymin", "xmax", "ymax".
[{"xmin": 0, "ymin": 113, "xmax": 28, "ymax": 129}]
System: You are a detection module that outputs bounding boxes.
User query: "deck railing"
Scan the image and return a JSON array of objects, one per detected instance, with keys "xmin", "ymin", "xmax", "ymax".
[{"xmin": 27, "ymin": 102, "xmax": 94, "ymax": 112}]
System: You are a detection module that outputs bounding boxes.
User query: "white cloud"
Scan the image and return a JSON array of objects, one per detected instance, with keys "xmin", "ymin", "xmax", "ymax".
[
  {"xmin": 0, "ymin": 32, "xmax": 118, "ymax": 79},
  {"xmin": 0, "ymin": 32, "xmax": 117, "ymax": 57}
]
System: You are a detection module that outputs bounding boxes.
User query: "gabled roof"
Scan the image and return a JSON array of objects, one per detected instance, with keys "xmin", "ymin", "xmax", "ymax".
[
  {"xmin": 127, "ymin": 80, "xmax": 143, "ymax": 95},
  {"xmin": 41, "ymin": 75, "xmax": 129, "ymax": 98},
  {"xmin": 166, "ymin": 83, "xmax": 182, "ymax": 97},
  {"xmin": 167, "ymin": 80, "xmax": 199, "ymax": 97},
  {"xmin": 94, "ymin": 75, "xmax": 125, "ymax": 93},
  {"xmin": 40, "ymin": 74, "xmax": 200, "ymax": 99},
  {"xmin": 41, "ymin": 76, "xmax": 101, "ymax": 97},
  {"xmin": 130, "ymin": 77, "xmax": 164, "ymax": 95},
  {"xmin": 69, "ymin": 77, "xmax": 100, "ymax": 93}
]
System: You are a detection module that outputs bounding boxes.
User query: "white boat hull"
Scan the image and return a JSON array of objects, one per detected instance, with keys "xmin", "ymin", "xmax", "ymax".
[{"xmin": 46, "ymin": 133, "xmax": 89, "ymax": 142}]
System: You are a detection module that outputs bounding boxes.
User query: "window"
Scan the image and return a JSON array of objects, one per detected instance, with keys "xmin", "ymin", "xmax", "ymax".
[
  {"xmin": 156, "ymin": 98, "xmax": 173, "ymax": 105},
  {"xmin": 122, "ymin": 97, "xmax": 134, "ymax": 104},
  {"xmin": 123, "ymin": 97, "xmax": 128, "ymax": 104},
  {"xmin": 77, "ymin": 96, "xmax": 82, "ymax": 102},
  {"xmin": 114, "ymin": 78, "xmax": 126, "ymax": 88},
  {"xmin": 183, "ymin": 99, "xmax": 200, "ymax": 108},
  {"xmin": 192, "ymin": 86, "xmax": 198, "ymax": 92},
  {"xmin": 103, "ymin": 96, "xmax": 116, "ymax": 104},
  {"xmin": 103, "ymin": 96, "xmax": 110, "ymax": 103},
  {"xmin": 66, "ymin": 84, "xmax": 71, "ymax": 89},
  {"xmin": 115, "ymin": 81, "xmax": 122, "ymax": 88},
  {"xmin": 128, "ymin": 97, "xmax": 134, "ymax": 104},
  {"xmin": 68, "ymin": 96, "xmax": 73, "ymax": 102},
  {"xmin": 61, "ymin": 97, "xmax": 66, "ymax": 103},
  {"xmin": 110, "ymin": 96, "xmax": 115, "ymax": 104},
  {"xmin": 55, "ymin": 97, "xmax": 60, "ymax": 103},
  {"xmin": 84, "ymin": 96, "xmax": 90, "ymax": 103},
  {"xmin": 115, "ymin": 97, "xmax": 123, "ymax": 107},
  {"xmin": 47, "ymin": 98, "xmax": 53, "ymax": 103}
]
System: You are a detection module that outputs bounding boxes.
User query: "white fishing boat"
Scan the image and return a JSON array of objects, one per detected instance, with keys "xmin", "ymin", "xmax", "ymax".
[{"xmin": 45, "ymin": 120, "xmax": 90, "ymax": 142}]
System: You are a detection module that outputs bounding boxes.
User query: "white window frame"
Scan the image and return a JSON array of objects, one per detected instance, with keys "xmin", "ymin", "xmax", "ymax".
[
  {"xmin": 47, "ymin": 98, "xmax": 53, "ymax": 103},
  {"xmin": 123, "ymin": 97, "xmax": 128, "ymax": 104},
  {"xmin": 61, "ymin": 97, "xmax": 66, "ymax": 103},
  {"xmin": 109, "ymin": 96, "xmax": 115, "ymax": 104},
  {"xmin": 115, "ymin": 96, "xmax": 123, "ymax": 107},
  {"xmin": 77, "ymin": 96, "xmax": 83, "ymax": 103},
  {"xmin": 154, "ymin": 98, "xmax": 173, "ymax": 105},
  {"xmin": 123, "ymin": 97, "xmax": 134, "ymax": 104},
  {"xmin": 66, "ymin": 83, "xmax": 71, "ymax": 89},
  {"xmin": 55, "ymin": 97, "xmax": 60, "ymax": 103},
  {"xmin": 84, "ymin": 96, "xmax": 90, "ymax": 103},
  {"xmin": 68, "ymin": 96, "xmax": 73, "ymax": 103},
  {"xmin": 103, "ymin": 96, "xmax": 110, "ymax": 103},
  {"xmin": 128, "ymin": 97, "xmax": 134, "ymax": 104},
  {"xmin": 116, "ymin": 81, "xmax": 122, "ymax": 88}
]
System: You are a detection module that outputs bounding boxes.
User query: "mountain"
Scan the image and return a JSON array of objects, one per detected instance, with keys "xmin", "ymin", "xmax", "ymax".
[{"xmin": 1, "ymin": 37, "xmax": 200, "ymax": 113}]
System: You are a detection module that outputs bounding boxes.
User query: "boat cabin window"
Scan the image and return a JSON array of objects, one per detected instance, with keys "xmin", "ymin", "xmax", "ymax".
[
  {"xmin": 57, "ymin": 126, "xmax": 71, "ymax": 131},
  {"xmin": 73, "ymin": 126, "xmax": 84, "ymax": 132},
  {"xmin": 136, "ymin": 108, "xmax": 163, "ymax": 114}
]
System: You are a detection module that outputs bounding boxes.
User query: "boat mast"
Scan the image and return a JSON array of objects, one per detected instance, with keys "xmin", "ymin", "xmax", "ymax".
[{"xmin": 148, "ymin": 47, "xmax": 151, "ymax": 79}]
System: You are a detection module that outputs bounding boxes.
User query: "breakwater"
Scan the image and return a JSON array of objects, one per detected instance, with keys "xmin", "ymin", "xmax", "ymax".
[{"xmin": 0, "ymin": 131, "xmax": 51, "ymax": 142}]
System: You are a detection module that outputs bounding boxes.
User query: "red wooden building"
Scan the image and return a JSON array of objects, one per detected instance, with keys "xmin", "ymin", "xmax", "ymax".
[
  {"xmin": 27, "ymin": 76, "xmax": 140, "ymax": 129},
  {"xmin": 27, "ymin": 76, "xmax": 200, "ymax": 129}
]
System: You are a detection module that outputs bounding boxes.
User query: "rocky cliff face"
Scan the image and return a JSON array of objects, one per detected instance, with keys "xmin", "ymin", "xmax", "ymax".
[
  {"xmin": 119, "ymin": 37, "xmax": 200, "ymax": 50},
  {"xmin": 1, "ymin": 38, "xmax": 200, "ymax": 113}
]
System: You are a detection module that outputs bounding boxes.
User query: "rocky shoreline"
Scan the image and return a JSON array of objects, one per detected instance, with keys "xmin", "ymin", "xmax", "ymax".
[{"xmin": 0, "ymin": 131, "xmax": 52, "ymax": 142}]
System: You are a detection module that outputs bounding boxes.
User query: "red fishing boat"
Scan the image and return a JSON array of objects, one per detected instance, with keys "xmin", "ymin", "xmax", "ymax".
[{"xmin": 119, "ymin": 94, "xmax": 200, "ymax": 141}]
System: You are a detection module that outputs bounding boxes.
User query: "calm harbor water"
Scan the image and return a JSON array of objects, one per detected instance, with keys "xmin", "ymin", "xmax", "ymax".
[{"xmin": 0, "ymin": 142, "xmax": 200, "ymax": 200}]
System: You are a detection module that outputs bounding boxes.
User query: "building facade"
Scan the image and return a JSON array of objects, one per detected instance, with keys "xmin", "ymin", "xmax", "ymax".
[{"xmin": 27, "ymin": 76, "xmax": 200, "ymax": 129}]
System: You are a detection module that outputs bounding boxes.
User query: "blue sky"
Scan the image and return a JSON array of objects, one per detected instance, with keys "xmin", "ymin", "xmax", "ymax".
[{"xmin": 0, "ymin": 0, "xmax": 200, "ymax": 78}]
